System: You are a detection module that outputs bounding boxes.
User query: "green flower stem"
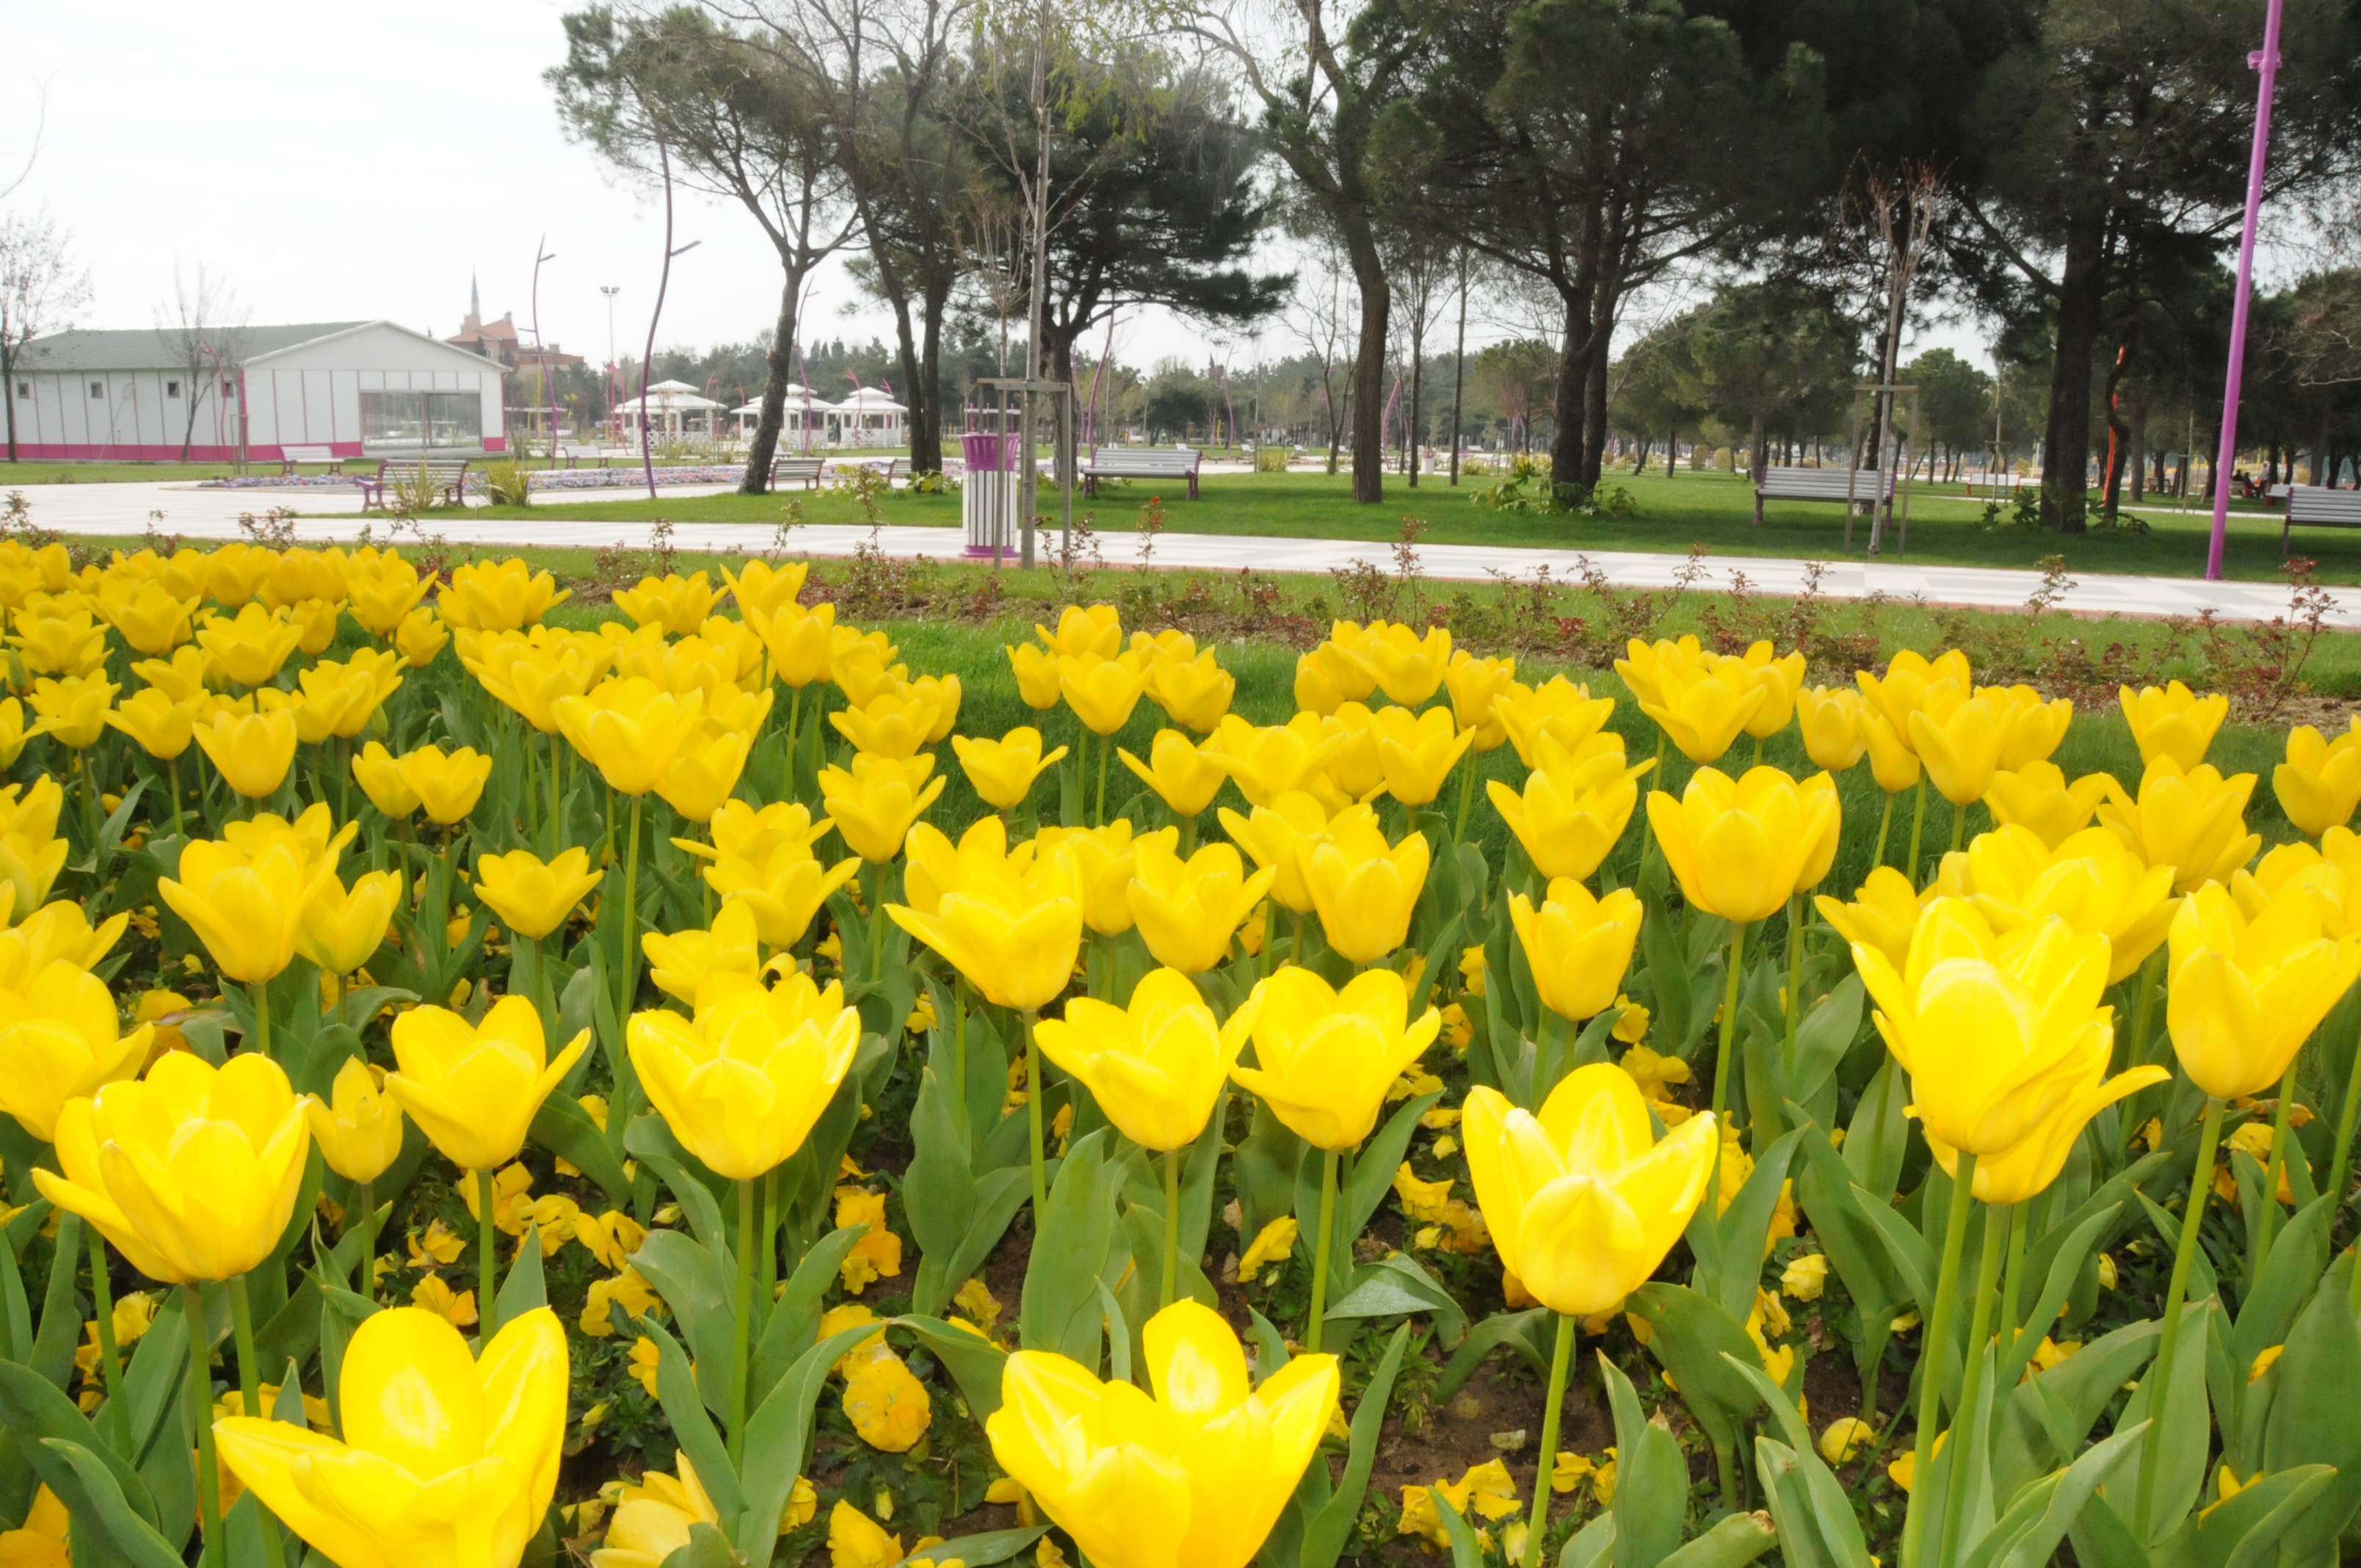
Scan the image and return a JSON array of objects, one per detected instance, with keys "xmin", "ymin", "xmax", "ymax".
[
  {"xmin": 1783, "ymin": 893, "xmax": 1804, "ymax": 1062},
  {"xmin": 86, "ymin": 1228, "xmax": 128, "ymax": 1451},
  {"xmin": 253, "ymin": 980, "xmax": 272, "ymax": 1062},
  {"xmin": 1998, "ymin": 1203, "xmax": 2028, "ymax": 1363},
  {"xmin": 759, "ymin": 1169, "xmax": 780, "ymax": 1307},
  {"xmin": 1639, "ymin": 730, "xmax": 1667, "ymax": 868},
  {"xmin": 1025, "ymin": 1009, "xmax": 1046, "ymax": 1216},
  {"xmin": 1454, "ymin": 744, "xmax": 1479, "ymax": 842},
  {"xmin": 1524, "ymin": 1312, "xmax": 1575, "ymax": 1568},
  {"xmin": 546, "ymin": 732, "xmax": 562, "ymax": 857},
  {"xmin": 866, "ymin": 861, "xmax": 885, "ymax": 981},
  {"xmin": 730, "ymin": 1177, "xmax": 755, "ymax": 1465},
  {"xmin": 167, "ymin": 754, "xmax": 184, "ymax": 839},
  {"xmin": 2328, "ymin": 1001, "xmax": 2361, "ymax": 1224},
  {"xmin": 951, "ymin": 986, "xmax": 971, "ymax": 1141},
  {"xmin": 1161, "ymin": 1147, "xmax": 1183, "ymax": 1309},
  {"xmin": 1948, "ymin": 796, "xmax": 1968, "ymax": 854},
  {"xmin": 1898, "ymin": 1149, "xmax": 1976, "ymax": 1568},
  {"xmin": 1711, "ymin": 921, "xmax": 1748, "ymax": 1183},
  {"xmin": 1935, "ymin": 1200, "xmax": 2008, "ymax": 1568},
  {"xmin": 2136, "ymin": 1095, "xmax": 2225, "ymax": 1539},
  {"xmin": 1906, "ymin": 779, "xmax": 1928, "ymax": 882},
  {"xmin": 476, "ymin": 1167, "xmax": 502, "ymax": 1340},
  {"xmin": 1307, "ymin": 1148, "xmax": 1340, "ymax": 1354},
  {"xmin": 1874, "ymin": 791, "xmax": 1895, "ymax": 868},
  {"xmin": 786, "ymin": 686, "xmax": 802, "ymax": 766},
  {"xmin": 182, "ymin": 1283, "xmax": 222, "ymax": 1568},
  {"xmin": 2255, "ymin": 1061, "xmax": 2301, "ymax": 1276},
  {"xmin": 1179, "ymin": 811, "xmax": 1197, "ymax": 857},
  {"xmin": 356, "ymin": 1178, "xmax": 377, "ymax": 1303},
  {"xmin": 231, "ymin": 1272, "xmax": 289, "ymax": 1568},
  {"xmin": 617, "ymin": 793, "xmax": 644, "ymax": 1028},
  {"xmin": 2119, "ymin": 950, "xmax": 2169, "ymax": 1160}
]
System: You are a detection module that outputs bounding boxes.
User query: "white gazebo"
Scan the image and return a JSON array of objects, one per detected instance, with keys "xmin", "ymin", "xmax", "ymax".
[
  {"xmin": 730, "ymin": 385, "xmax": 837, "ymax": 446},
  {"xmin": 614, "ymin": 379, "xmax": 723, "ymax": 439},
  {"xmin": 833, "ymin": 386, "xmax": 907, "ymax": 449}
]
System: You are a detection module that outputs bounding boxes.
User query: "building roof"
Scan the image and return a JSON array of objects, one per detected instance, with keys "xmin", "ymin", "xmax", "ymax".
[{"xmin": 13, "ymin": 320, "xmax": 503, "ymax": 373}]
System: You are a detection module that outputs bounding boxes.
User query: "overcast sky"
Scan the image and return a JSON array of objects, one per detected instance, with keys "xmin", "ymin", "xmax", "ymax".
[{"xmin": 18, "ymin": 0, "xmax": 2301, "ymax": 386}]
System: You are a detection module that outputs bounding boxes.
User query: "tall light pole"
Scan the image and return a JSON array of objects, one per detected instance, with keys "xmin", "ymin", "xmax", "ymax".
[
  {"xmin": 599, "ymin": 284, "xmax": 621, "ymax": 441},
  {"xmin": 531, "ymin": 236, "xmax": 557, "ymax": 462},
  {"xmin": 2202, "ymin": 0, "xmax": 2288, "ymax": 582}
]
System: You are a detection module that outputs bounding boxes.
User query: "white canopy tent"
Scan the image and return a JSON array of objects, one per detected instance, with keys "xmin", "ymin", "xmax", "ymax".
[
  {"xmin": 730, "ymin": 385, "xmax": 837, "ymax": 446},
  {"xmin": 833, "ymin": 386, "xmax": 907, "ymax": 449},
  {"xmin": 614, "ymin": 379, "xmax": 724, "ymax": 439}
]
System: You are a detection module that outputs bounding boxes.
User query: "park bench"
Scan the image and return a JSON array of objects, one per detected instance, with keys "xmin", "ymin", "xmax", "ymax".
[
  {"xmin": 553, "ymin": 443, "xmax": 609, "ymax": 468},
  {"xmin": 277, "ymin": 445, "xmax": 344, "ymax": 474},
  {"xmin": 1752, "ymin": 465, "xmax": 1896, "ymax": 527},
  {"xmin": 1081, "ymin": 446, "xmax": 1202, "ymax": 498},
  {"xmin": 357, "ymin": 457, "xmax": 470, "ymax": 512},
  {"xmin": 2283, "ymin": 486, "xmax": 2361, "ymax": 551},
  {"xmin": 771, "ymin": 455, "xmax": 827, "ymax": 489}
]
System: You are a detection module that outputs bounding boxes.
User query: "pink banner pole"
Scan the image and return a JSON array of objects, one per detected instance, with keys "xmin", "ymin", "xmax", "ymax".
[{"xmin": 2204, "ymin": 0, "xmax": 2286, "ymax": 581}]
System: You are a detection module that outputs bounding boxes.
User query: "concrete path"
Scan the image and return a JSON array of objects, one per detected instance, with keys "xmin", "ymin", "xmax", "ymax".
[{"xmin": 5, "ymin": 478, "xmax": 2351, "ymax": 629}]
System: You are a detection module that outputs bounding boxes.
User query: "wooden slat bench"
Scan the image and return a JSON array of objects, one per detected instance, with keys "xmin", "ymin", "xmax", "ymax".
[
  {"xmin": 554, "ymin": 443, "xmax": 608, "ymax": 468},
  {"xmin": 357, "ymin": 457, "xmax": 470, "ymax": 512},
  {"xmin": 278, "ymin": 445, "xmax": 344, "ymax": 474},
  {"xmin": 771, "ymin": 455, "xmax": 827, "ymax": 489},
  {"xmin": 2284, "ymin": 486, "xmax": 2361, "ymax": 551},
  {"xmin": 1752, "ymin": 465, "xmax": 1896, "ymax": 526},
  {"xmin": 1081, "ymin": 446, "xmax": 1202, "ymax": 498}
]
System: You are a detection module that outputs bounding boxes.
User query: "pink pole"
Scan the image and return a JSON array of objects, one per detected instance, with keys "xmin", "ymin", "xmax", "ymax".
[{"xmin": 2203, "ymin": 0, "xmax": 2286, "ymax": 581}]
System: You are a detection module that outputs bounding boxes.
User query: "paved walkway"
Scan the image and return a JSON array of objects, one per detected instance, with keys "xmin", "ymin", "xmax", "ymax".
[{"xmin": 6, "ymin": 479, "xmax": 2352, "ymax": 629}]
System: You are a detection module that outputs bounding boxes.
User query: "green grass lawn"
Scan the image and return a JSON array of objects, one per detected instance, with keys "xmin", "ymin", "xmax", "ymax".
[{"xmin": 427, "ymin": 466, "xmax": 2357, "ymax": 586}]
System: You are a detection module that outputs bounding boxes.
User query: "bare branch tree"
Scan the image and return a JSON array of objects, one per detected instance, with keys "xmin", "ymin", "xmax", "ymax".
[
  {"xmin": 1832, "ymin": 158, "xmax": 1945, "ymax": 553},
  {"xmin": 0, "ymin": 206, "xmax": 90, "ymax": 462},
  {"xmin": 156, "ymin": 264, "xmax": 250, "ymax": 463}
]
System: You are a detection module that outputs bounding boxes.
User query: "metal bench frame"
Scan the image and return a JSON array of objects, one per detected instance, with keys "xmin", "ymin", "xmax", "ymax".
[
  {"xmin": 1081, "ymin": 446, "xmax": 1201, "ymax": 499},
  {"xmin": 1753, "ymin": 465, "xmax": 1898, "ymax": 551},
  {"xmin": 2283, "ymin": 485, "xmax": 2361, "ymax": 552},
  {"xmin": 357, "ymin": 457, "xmax": 470, "ymax": 512}
]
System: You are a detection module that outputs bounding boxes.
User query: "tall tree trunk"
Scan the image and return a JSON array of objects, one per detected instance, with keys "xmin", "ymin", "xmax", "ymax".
[
  {"xmin": 910, "ymin": 279, "xmax": 949, "ymax": 476},
  {"xmin": 1343, "ymin": 225, "xmax": 1389, "ymax": 504},
  {"xmin": 739, "ymin": 272, "xmax": 803, "ymax": 495},
  {"xmin": 1, "ymin": 343, "xmax": 15, "ymax": 461},
  {"xmin": 1546, "ymin": 287, "xmax": 1596, "ymax": 505},
  {"xmin": 1582, "ymin": 342, "xmax": 1609, "ymax": 489},
  {"xmin": 2042, "ymin": 204, "xmax": 2108, "ymax": 533}
]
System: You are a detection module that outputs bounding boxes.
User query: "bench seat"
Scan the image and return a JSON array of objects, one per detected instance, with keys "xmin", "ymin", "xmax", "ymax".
[
  {"xmin": 1081, "ymin": 446, "xmax": 1200, "ymax": 498},
  {"xmin": 2284, "ymin": 486, "xmax": 2361, "ymax": 551},
  {"xmin": 357, "ymin": 457, "xmax": 469, "ymax": 512},
  {"xmin": 278, "ymin": 445, "xmax": 343, "ymax": 474}
]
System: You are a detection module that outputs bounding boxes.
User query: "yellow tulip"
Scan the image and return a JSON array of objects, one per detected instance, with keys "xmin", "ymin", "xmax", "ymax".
[
  {"xmin": 0, "ymin": 899, "xmax": 128, "ymax": 990},
  {"xmin": 100, "ymin": 580, "xmax": 200, "ymax": 656},
  {"xmin": 0, "ymin": 830, "xmax": 68, "ymax": 934},
  {"xmin": 830, "ymin": 685, "xmax": 942, "ymax": 759},
  {"xmin": 1796, "ymin": 686, "xmax": 1866, "ymax": 772},
  {"xmin": 1062, "ymin": 650, "xmax": 1151, "ymax": 736},
  {"xmin": 1852, "ymin": 899, "xmax": 2118, "ymax": 1158},
  {"xmin": 297, "ymin": 868, "xmax": 404, "ymax": 976},
  {"xmin": 2166, "ymin": 880, "xmax": 2361, "ymax": 1100},
  {"xmin": 903, "ymin": 816, "xmax": 1020, "ymax": 915},
  {"xmin": 703, "ymin": 838, "xmax": 861, "ymax": 951},
  {"xmin": 829, "ymin": 628, "xmax": 903, "ymax": 704},
  {"xmin": 1512, "ymin": 880, "xmax": 1644, "ymax": 1023},
  {"xmin": 655, "ymin": 730, "xmax": 750, "ymax": 824},
  {"xmin": 1860, "ymin": 708, "xmax": 1922, "ymax": 793},
  {"xmin": 1230, "ymin": 966, "xmax": 1438, "ymax": 1150},
  {"xmin": 2274, "ymin": 720, "xmax": 2361, "ymax": 838},
  {"xmin": 306, "ymin": 1057, "xmax": 407, "ymax": 1186},
  {"xmin": 214, "ymin": 1307, "xmax": 568, "ymax": 1568},
  {"xmin": 465, "ymin": 631, "xmax": 611, "ymax": 733},
  {"xmin": 0, "ymin": 697, "xmax": 46, "ymax": 767},
  {"xmin": 444, "ymin": 558, "xmax": 570, "ymax": 632},
  {"xmin": 261, "ymin": 548, "xmax": 350, "ymax": 611},
  {"xmin": 887, "ymin": 840, "xmax": 1083, "ymax": 1011},
  {"xmin": 1201, "ymin": 714, "xmax": 1346, "ymax": 807},
  {"xmin": 222, "ymin": 802, "xmax": 356, "ymax": 879},
  {"xmin": 1368, "ymin": 705, "xmax": 1474, "ymax": 806},
  {"xmin": 26, "ymin": 674, "xmax": 115, "ymax": 749},
  {"xmin": 395, "ymin": 744, "xmax": 494, "ymax": 827},
  {"xmin": 641, "ymin": 900, "xmax": 762, "ymax": 1006},
  {"xmin": 554, "ymin": 679, "xmax": 706, "ymax": 796},
  {"xmin": 302, "ymin": 649, "xmax": 405, "ymax": 738},
  {"xmin": 1636, "ymin": 656, "xmax": 1766, "ymax": 765},
  {"xmin": 200, "ymin": 542, "xmax": 273, "ymax": 609},
  {"xmin": 592, "ymin": 1454, "xmax": 810, "ymax": 1568},
  {"xmin": 1005, "ymin": 642, "xmax": 1065, "ymax": 710},
  {"xmin": 720, "ymin": 556, "xmax": 808, "ymax": 627},
  {"xmin": 987, "ymin": 1299, "xmax": 1337, "ymax": 1568},
  {"xmin": 948, "ymin": 726, "xmax": 1065, "ymax": 810},
  {"xmin": 820, "ymin": 752, "xmax": 946, "ymax": 863},
  {"xmin": 394, "ymin": 606, "xmax": 450, "ymax": 667},
  {"xmin": 195, "ymin": 602, "xmax": 304, "ymax": 688},
  {"xmin": 1611, "ymin": 635, "xmax": 1701, "ymax": 711},
  {"xmin": 349, "ymin": 740, "xmax": 418, "ymax": 819},
  {"xmin": 1494, "ymin": 677, "xmax": 1617, "ymax": 770},
  {"xmin": 1130, "ymin": 839, "xmax": 1278, "ymax": 973},
  {"xmin": 1035, "ymin": 968, "xmax": 1260, "ymax": 1150},
  {"xmin": 1907, "ymin": 687, "xmax": 2007, "ymax": 807},
  {"xmin": 1854, "ymin": 650, "xmax": 1972, "ymax": 748},
  {"xmin": 1351, "ymin": 623, "xmax": 1453, "ymax": 706},
  {"xmin": 8, "ymin": 609, "xmax": 109, "ymax": 678},
  {"xmin": 1487, "ymin": 732, "xmax": 1650, "ymax": 882},
  {"xmin": 1983, "ymin": 685, "xmax": 2073, "ymax": 769},
  {"xmin": 1131, "ymin": 628, "xmax": 1197, "ymax": 667},
  {"xmin": 1647, "ymin": 766, "xmax": 1838, "ymax": 925},
  {"xmin": 461, "ymin": 848, "xmax": 601, "ymax": 945},
  {"xmin": 1462, "ymin": 1065, "xmax": 1719, "ymax": 1315},
  {"xmin": 2119, "ymin": 680, "xmax": 2227, "ymax": 771},
  {"xmin": 1930, "ymin": 1050, "xmax": 2169, "ymax": 1205},
  {"xmin": 160, "ymin": 833, "xmax": 333, "ymax": 984},
  {"xmin": 191, "ymin": 705, "xmax": 298, "ymax": 799},
  {"xmin": 1302, "ymin": 813, "xmax": 1427, "ymax": 964},
  {"xmin": 290, "ymin": 597, "xmax": 341, "ymax": 656},
  {"xmin": 1982, "ymin": 761, "xmax": 2114, "ymax": 849},
  {"xmin": 2234, "ymin": 835, "xmax": 2361, "ymax": 937},
  {"xmin": 1218, "ymin": 792, "xmax": 1332, "ymax": 913},
  {"xmin": 1443, "ymin": 651, "xmax": 1518, "ymax": 751},
  {"xmin": 1119, "ymin": 729, "xmax": 1226, "ymax": 817},
  {"xmin": 104, "ymin": 687, "xmax": 195, "ymax": 761},
  {"xmin": 1319, "ymin": 703, "xmax": 1385, "ymax": 802},
  {"xmin": 612, "ymin": 572, "xmax": 716, "ymax": 636},
  {"xmin": 0, "ymin": 774, "xmax": 62, "ymax": 841},
  {"xmin": 760, "ymin": 600, "xmax": 838, "ymax": 688},
  {"xmin": 35, "ymin": 1052, "xmax": 309, "ymax": 1282},
  {"xmin": 628, "ymin": 972, "xmax": 862, "ymax": 1180},
  {"xmin": 1315, "ymin": 623, "xmax": 1383, "ymax": 700},
  {"xmin": 1730, "ymin": 642, "xmax": 1807, "ymax": 739},
  {"xmin": 0, "ymin": 959, "xmax": 154, "ymax": 1141},
  {"xmin": 1037, "ymin": 604, "xmax": 1124, "ymax": 660},
  {"xmin": 1816, "ymin": 867, "xmax": 1932, "ymax": 971},
  {"xmin": 1144, "ymin": 649, "xmax": 1235, "ymax": 733},
  {"xmin": 2097, "ymin": 757, "xmax": 2261, "ymax": 893},
  {"xmin": 1033, "ymin": 821, "xmax": 1170, "ymax": 937},
  {"xmin": 345, "ymin": 560, "xmax": 437, "ymax": 638},
  {"xmin": 1960, "ymin": 824, "xmax": 2178, "ymax": 982},
  {"xmin": 1288, "ymin": 652, "xmax": 1342, "ymax": 718},
  {"xmin": 385, "ymin": 995, "xmax": 592, "ymax": 1172}
]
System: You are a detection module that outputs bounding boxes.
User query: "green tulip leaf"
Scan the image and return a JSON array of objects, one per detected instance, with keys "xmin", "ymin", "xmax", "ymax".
[
  {"xmin": 1300, "ymin": 1322, "xmax": 1410, "ymax": 1568},
  {"xmin": 528, "ymin": 1092, "xmax": 632, "ymax": 1205},
  {"xmin": 1603, "ymin": 1346, "xmax": 1688, "ymax": 1568},
  {"xmin": 35, "ymin": 1437, "xmax": 183, "ymax": 1568},
  {"xmin": 32, "ymin": 1212, "xmax": 84, "ymax": 1393},
  {"xmin": 2260, "ymin": 1251, "xmax": 2361, "ymax": 1565},
  {"xmin": 1020, "ymin": 1129, "xmax": 1117, "ymax": 1367},
  {"xmin": 632, "ymin": 1230, "xmax": 736, "ymax": 1420},
  {"xmin": 495, "ymin": 1223, "xmax": 547, "ymax": 1323},
  {"xmin": 0, "ymin": 1365, "xmax": 158, "ymax": 1531},
  {"xmin": 891, "ymin": 1314, "xmax": 1009, "ymax": 1420},
  {"xmin": 1561, "ymin": 1514, "xmax": 1618, "ymax": 1568},
  {"xmin": 735, "ymin": 1322, "xmax": 887, "ymax": 1563},
  {"xmin": 1955, "ymin": 1420, "xmax": 2146, "ymax": 1568},
  {"xmin": 1429, "ymin": 1489, "xmax": 1494, "ymax": 1568},
  {"xmin": 1724, "ymin": 1357, "xmax": 1874, "ymax": 1568},
  {"xmin": 1628, "ymin": 1285, "xmax": 1763, "ymax": 1456},
  {"xmin": 750, "ymin": 1225, "xmax": 866, "ymax": 1408},
  {"xmin": 1437, "ymin": 1307, "xmax": 1553, "ymax": 1400},
  {"xmin": 885, "ymin": 1525, "xmax": 1046, "ymax": 1567},
  {"xmin": 1658, "ymin": 1509, "xmax": 1778, "ymax": 1568},
  {"xmin": 659, "ymin": 1520, "xmax": 737, "ymax": 1568},
  {"xmin": 647, "ymin": 1319, "xmax": 746, "ymax": 1530}
]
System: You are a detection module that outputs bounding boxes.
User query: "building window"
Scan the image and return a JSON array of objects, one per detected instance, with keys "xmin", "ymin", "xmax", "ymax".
[
  {"xmin": 12, "ymin": 382, "xmax": 25, "ymax": 399},
  {"xmin": 221, "ymin": 378, "xmax": 236, "ymax": 400},
  {"xmin": 166, "ymin": 380, "xmax": 181, "ymax": 398},
  {"xmin": 89, "ymin": 382, "xmax": 103, "ymax": 399},
  {"xmin": 360, "ymin": 390, "xmax": 484, "ymax": 449}
]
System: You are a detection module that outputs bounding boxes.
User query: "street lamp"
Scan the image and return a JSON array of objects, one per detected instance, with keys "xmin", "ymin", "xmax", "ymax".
[{"xmin": 599, "ymin": 285, "xmax": 621, "ymax": 442}]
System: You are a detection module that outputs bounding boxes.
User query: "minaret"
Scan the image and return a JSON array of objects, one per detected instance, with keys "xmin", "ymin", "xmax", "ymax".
[{"xmin": 468, "ymin": 272, "xmax": 480, "ymax": 328}]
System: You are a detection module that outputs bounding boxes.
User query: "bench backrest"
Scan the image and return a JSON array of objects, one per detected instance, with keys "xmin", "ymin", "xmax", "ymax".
[
  {"xmin": 282, "ymin": 446, "xmax": 335, "ymax": 461},
  {"xmin": 1088, "ymin": 447, "xmax": 1200, "ymax": 471},
  {"xmin": 772, "ymin": 456, "xmax": 825, "ymax": 473},
  {"xmin": 1758, "ymin": 466, "xmax": 1892, "ymax": 499},
  {"xmin": 2286, "ymin": 485, "xmax": 2361, "ymax": 522},
  {"xmin": 380, "ymin": 457, "xmax": 468, "ymax": 477}
]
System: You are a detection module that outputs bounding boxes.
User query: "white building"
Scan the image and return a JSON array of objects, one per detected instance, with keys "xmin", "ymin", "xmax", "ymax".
[
  {"xmin": 730, "ymin": 385, "xmax": 837, "ymax": 447},
  {"xmin": 5, "ymin": 320, "xmax": 507, "ymax": 462},
  {"xmin": 833, "ymin": 387, "xmax": 907, "ymax": 449},
  {"xmin": 613, "ymin": 380, "xmax": 725, "ymax": 440}
]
